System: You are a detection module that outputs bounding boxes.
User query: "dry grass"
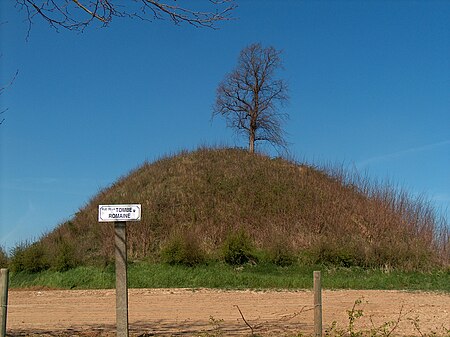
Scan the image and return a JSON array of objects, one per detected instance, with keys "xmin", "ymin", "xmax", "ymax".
[{"xmin": 11, "ymin": 147, "xmax": 449, "ymax": 272}]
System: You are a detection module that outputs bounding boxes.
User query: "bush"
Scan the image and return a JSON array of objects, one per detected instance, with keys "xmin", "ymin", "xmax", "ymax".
[
  {"xmin": 52, "ymin": 240, "xmax": 79, "ymax": 272},
  {"xmin": 160, "ymin": 231, "xmax": 206, "ymax": 266},
  {"xmin": 10, "ymin": 241, "xmax": 50, "ymax": 273},
  {"xmin": 305, "ymin": 239, "xmax": 364, "ymax": 268},
  {"xmin": 222, "ymin": 229, "xmax": 257, "ymax": 265},
  {"xmin": 0, "ymin": 246, "xmax": 8, "ymax": 268},
  {"xmin": 266, "ymin": 238, "xmax": 296, "ymax": 267}
]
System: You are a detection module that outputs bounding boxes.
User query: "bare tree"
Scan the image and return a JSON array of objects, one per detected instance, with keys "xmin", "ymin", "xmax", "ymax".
[
  {"xmin": 15, "ymin": 0, "xmax": 236, "ymax": 33},
  {"xmin": 213, "ymin": 43, "xmax": 289, "ymax": 153}
]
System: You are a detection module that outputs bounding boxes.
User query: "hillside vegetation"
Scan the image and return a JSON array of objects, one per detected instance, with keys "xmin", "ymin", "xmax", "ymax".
[{"xmin": 9, "ymin": 147, "xmax": 449, "ymax": 272}]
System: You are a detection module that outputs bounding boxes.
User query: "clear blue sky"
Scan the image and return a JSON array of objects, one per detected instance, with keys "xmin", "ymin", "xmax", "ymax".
[{"xmin": 1, "ymin": 1, "xmax": 449, "ymax": 250}]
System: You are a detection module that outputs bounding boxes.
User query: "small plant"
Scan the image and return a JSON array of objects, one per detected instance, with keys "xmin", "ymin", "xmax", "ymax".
[
  {"xmin": 222, "ymin": 229, "xmax": 257, "ymax": 265},
  {"xmin": 161, "ymin": 231, "xmax": 206, "ymax": 266},
  {"xmin": 325, "ymin": 298, "xmax": 365, "ymax": 337},
  {"xmin": 325, "ymin": 321, "xmax": 338, "ymax": 337},
  {"xmin": 347, "ymin": 298, "xmax": 365, "ymax": 336},
  {"xmin": 197, "ymin": 316, "xmax": 225, "ymax": 337}
]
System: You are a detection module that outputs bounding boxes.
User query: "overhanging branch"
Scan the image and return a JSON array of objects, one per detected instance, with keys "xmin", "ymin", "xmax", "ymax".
[{"xmin": 16, "ymin": 0, "xmax": 237, "ymax": 32}]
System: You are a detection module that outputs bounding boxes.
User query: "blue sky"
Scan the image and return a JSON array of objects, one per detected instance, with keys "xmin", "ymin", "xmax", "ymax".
[{"xmin": 1, "ymin": 1, "xmax": 449, "ymax": 250}]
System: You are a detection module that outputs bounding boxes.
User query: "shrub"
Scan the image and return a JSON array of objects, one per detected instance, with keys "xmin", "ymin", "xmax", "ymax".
[
  {"xmin": 266, "ymin": 237, "xmax": 296, "ymax": 267},
  {"xmin": 222, "ymin": 229, "xmax": 257, "ymax": 265},
  {"xmin": 0, "ymin": 246, "xmax": 8, "ymax": 268},
  {"xmin": 307, "ymin": 239, "xmax": 364, "ymax": 268},
  {"xmin": 52, "ymin": 240, "xmax": 79, "ymax": 272},
  {"xmin": 160, "ymin": 231, "xmax": 206, "ymax": 266},
  {"xmin": 10, "ymin": 241, "xmax": 50, "ymax": 273}
]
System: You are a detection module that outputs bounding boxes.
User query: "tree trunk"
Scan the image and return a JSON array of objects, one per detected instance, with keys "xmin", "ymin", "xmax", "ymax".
[{"xmin": 249, "ymin": 129, "xmax": 255, "ymax": 153}]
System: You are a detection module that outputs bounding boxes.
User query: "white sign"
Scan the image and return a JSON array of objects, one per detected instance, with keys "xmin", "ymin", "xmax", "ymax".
[{"xmin": 98, "ymin": 204, "xmax": 142, "ymax": 222}]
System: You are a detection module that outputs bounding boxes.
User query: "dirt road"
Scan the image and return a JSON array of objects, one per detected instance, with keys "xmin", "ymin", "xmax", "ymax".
[{"xmin": 7, "ymin": 288, "xmax": 450, "ymax": 336}]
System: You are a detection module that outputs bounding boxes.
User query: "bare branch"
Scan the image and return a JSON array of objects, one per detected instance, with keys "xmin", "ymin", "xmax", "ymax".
[
  {"xmin": 15, "ymin": 0, "xmax": 237, "ymax": 33},
  {"xmin": 71, "ymin": 0, "xmax": 107, "ymax": 23},
  {"xmin": 0, "ymin": 70, "xmax": 19, "ymax": 97},
  {"xmin": 0, "ymin": 68, "xmax": 19, "ymax": 126}
]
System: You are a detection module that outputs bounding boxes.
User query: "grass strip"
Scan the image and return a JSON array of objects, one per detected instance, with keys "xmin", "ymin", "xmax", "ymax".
[{"xmin": 9, "ymin": 262, "xmax": 450, "ymax": 292}]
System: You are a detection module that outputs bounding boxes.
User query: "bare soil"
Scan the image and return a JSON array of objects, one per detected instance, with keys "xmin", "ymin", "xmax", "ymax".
[{"xmin": 7, "ymin": 288, "xmax": 450, "ymax": 336}]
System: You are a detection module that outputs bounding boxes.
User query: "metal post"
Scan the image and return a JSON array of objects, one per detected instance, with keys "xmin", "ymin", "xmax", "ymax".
[
  {"xmin": 0, "ymin": 269, "xmax": 9, "ymax": 337},
  {"xmin": 115, "ymin": 222, "xmax": 129, "ymax": 337},
  {"xmin": 314, "ymin": 271, "xmax": 322, "ymax": 337}
]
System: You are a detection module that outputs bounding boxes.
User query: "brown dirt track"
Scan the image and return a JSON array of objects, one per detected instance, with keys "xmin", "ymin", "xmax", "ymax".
[{"xmin": 7, "ymin": 288, "xmax": 450, "ymax": 336}]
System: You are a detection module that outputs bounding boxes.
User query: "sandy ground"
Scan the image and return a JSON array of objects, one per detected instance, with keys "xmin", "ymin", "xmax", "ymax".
[{"xmin": 6, "ymin": 288, "xmax": 450, "ymax": 336}]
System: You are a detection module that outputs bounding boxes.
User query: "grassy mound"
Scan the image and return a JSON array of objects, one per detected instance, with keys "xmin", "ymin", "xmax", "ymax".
[{"xmin": 9, "ymin": 147, "xmax": 449, "ymax": 272}]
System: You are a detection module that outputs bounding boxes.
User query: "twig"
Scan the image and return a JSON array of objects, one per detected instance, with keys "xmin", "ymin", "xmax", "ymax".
[
  {"xmin": 385, "ymin": 304, "xmax": 410, "ymax": 337},
  {"xmin": 234, "ymin": 304, "xmax": 255, "ymax": 336},
  {"xmin": 280, "ymin": 305, "xmax": 313, "ymax": 321},
  {"xmin": 369, "ymin": 304, "xmax": 413, "ymax": 337}
]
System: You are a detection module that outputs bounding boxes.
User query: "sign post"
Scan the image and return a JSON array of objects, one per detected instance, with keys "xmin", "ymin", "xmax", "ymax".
[
  {"xmin": 99, "ymin": 204, "xmax": 141, "ymax": 337},
  {"xmin": 114, "ymin": 221, "xmax": 128, "ymax": 337}
]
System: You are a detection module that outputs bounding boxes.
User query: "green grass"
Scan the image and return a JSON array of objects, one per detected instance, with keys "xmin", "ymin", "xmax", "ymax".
[
  {"xmin": 9, "ymin": 262, "xmax": 450, "ymax": 292},
  {"xmin": 10, "ymin": 265, "xmax": 114, "ymax": 289}
]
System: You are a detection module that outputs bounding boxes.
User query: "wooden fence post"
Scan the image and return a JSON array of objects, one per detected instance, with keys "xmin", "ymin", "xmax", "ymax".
[
  {"xmin": 0, "ymin": 269, "xmax": 9, "ymax": 337},
  {"xmin": 314, "ymin": 270, "xmax": 322, "ymax": 337}
]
